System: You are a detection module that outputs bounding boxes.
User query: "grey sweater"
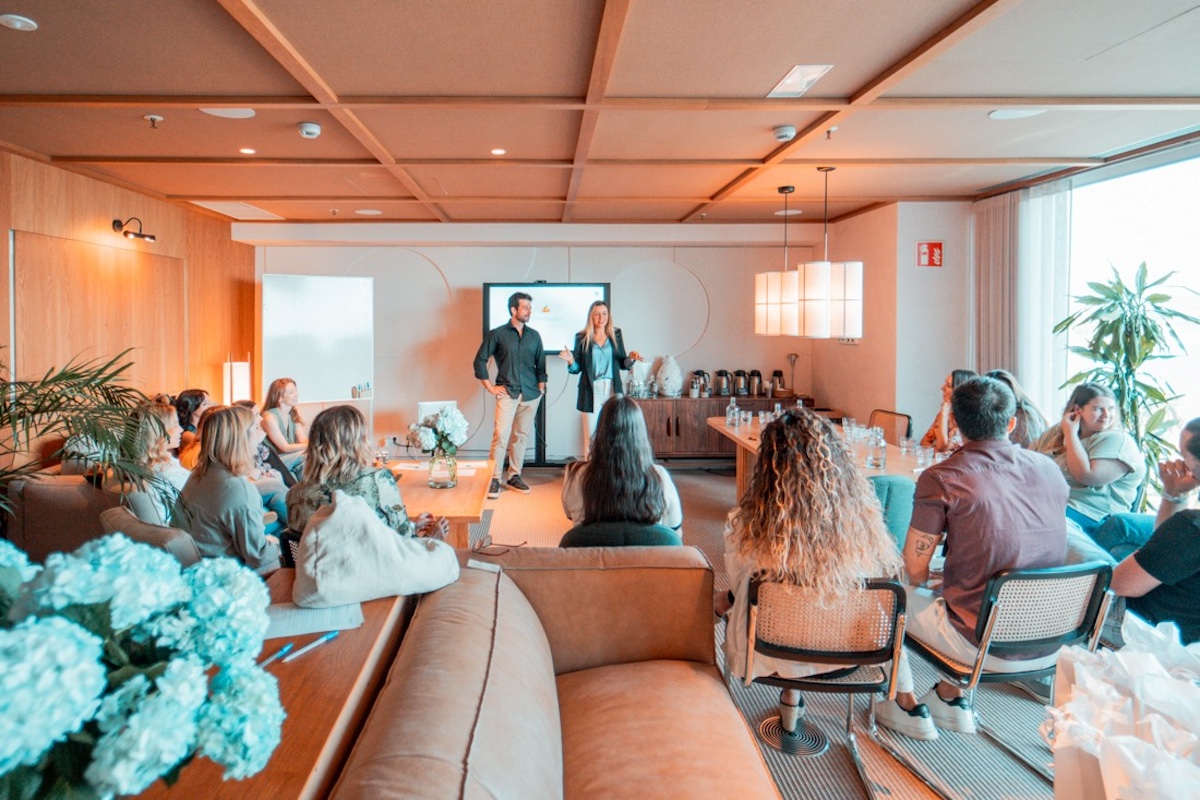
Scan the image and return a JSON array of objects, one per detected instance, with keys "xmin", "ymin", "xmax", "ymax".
[{"xmin": 175, "ymin": 464, "xmax": 280, "ymax": 573}]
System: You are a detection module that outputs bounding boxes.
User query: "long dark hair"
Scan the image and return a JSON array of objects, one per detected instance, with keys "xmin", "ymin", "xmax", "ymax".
[
  {"xmin": 580, "ymin": 396, "xmax": 664, "ymax": 524},
  {"xmin": 175, "ymin": 389, "xmax": 208, "ymax": 430}
]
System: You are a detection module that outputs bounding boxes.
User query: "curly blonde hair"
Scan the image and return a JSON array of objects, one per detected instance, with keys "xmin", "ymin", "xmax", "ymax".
[
  {"xmin": 293, "ymin": 405, "xmax": 374, "ymax": 489},
  {"xmin": 731, "ymin": 408, "xmax": 900, "ymax": 599}
]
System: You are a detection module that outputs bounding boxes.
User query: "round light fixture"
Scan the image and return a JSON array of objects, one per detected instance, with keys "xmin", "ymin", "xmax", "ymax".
[
  {"xmin": 490, "ymin": 148, "xmax": 507, "ymax": 156},
  {"xmin": 355, "ymin": 209, "xmax": 383, "ymax": 216},
  {"xmin": 988, "ymin": 109, "xmax": 1046, "ymax": 120},
  {"xmin": 200, "ymin": 108, "xmax": 257, "ymax": 119},
  {"xmin": 0, "ymin": 14, "xmax": 38, "ymax": 31},
  {"xmin": 239, "ymin": 148, "xmax": 256, "ymax": 155},
  {"xmin": 774, "ymin": 209, "xmax": 803, "ymax": 216}
]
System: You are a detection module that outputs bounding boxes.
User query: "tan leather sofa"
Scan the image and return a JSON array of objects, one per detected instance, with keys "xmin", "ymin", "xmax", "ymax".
[
  {"xmin": 330, "ymin": 546, "xmax": 780, "ymax": 799},
  {"xmin": 6, "ymin": 474, "xmax": 121, "ymax": 562}
]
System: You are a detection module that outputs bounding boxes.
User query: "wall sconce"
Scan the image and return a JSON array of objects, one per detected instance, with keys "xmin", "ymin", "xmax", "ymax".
[
  {"xmin": 112, "ymin": 217, "xmax": 156, "ymax": 242},
  {"xmin": 222, "ymin": 355, "xmax": 252, "ymax": 405}
]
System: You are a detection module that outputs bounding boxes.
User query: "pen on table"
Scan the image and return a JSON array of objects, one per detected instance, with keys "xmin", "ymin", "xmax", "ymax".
[
  {"xmin": 258, "ymin": 642, "xmax": 293, "ymax": 667},
  {"xmin": 281, "ymin": 630, "xmax": 340, "ymax": 663}
]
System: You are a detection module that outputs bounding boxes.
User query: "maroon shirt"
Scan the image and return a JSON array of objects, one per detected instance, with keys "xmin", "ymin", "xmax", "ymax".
[{"xmin": 911, "ymin": 438, "xmax": 1068, "ymax": 643}]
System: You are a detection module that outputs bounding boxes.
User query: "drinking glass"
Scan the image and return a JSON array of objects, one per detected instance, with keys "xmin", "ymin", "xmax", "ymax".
[
  {"xmin": 934, "ymin": 451, "xmax": 950, "ymax": 464},
  {"xmin": 865, "ymin": 432, "xmax": 887, "ymax": 469},
  {"xmin": 900, "ymin": 436, "xmax": 916, "ymax": 455},
  {"xmin": 758, "ymin": 410, "xmax": 769, "ymax": 426},
  {"xmin": 843, "ymin": 417, "xmax": 858, "ymax": 436},
  {"xmin": 741, "ymin": 410, "xmax": 753, "ymax": 427},
  {"xmin": 915, "ymin": 446, "xmax": 934, "ymax": 467}
]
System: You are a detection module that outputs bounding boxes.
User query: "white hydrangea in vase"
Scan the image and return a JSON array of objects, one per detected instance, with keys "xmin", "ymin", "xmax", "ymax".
[{"xmin": 406, "ymin": 406, "xmax": 470, "ymax": 488}]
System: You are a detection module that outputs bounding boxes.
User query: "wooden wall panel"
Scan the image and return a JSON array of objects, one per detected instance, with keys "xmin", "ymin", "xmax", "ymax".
[
  {"xmin": 185, "ymin": 213, "xmax": 255, "ymax": 398},
  {"xmin": 1, "ymin": 153, "xmax": 12, "ymax": 360},
  {"xmin": 13, "ymin": 232, "xmax": 185, "ymax": 394}
]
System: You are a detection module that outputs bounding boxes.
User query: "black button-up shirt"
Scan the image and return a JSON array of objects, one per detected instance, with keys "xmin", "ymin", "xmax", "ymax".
[{"xmin": 473, "ymin": 321, "xmax": 547, "ymax": 400}]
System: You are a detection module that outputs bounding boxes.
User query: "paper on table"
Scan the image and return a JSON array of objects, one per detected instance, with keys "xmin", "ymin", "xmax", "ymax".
[{"xmin": 265, "ymin": 601, "xmax": 364, "ymax": 640}]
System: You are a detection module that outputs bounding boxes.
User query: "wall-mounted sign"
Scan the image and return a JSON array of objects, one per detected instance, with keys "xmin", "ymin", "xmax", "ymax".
[{"xmin": 917, "ymin": 241, "xmax": 943, "ymax": 268}]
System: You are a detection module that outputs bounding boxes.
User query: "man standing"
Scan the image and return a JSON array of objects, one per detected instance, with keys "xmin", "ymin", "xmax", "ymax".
[
  {"xmin": 473, "ymin": 292, "xmax": 547, "ymax": 498},
  {"xmin": 1110, "ymin": 417, "xmax": 1200, "ymax": 644},
  {"xmin": 902, "ymin": 376, "xmax": 1069, "ymax": 732}
]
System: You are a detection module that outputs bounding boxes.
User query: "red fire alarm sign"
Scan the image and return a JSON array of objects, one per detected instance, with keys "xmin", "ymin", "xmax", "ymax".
[{"xmin": 917, "ymin": 241, "xmax": 943, "ymax": 268}]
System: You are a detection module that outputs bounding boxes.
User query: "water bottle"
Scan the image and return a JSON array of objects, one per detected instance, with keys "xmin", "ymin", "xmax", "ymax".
[{"xmin": 726, "ymin": 396, "xmax": 739, "ymax": 427}]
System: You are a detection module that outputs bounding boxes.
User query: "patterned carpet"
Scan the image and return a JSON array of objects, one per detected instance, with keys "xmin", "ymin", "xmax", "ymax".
[{"xmin": 476, "ymin": 465, "xmax": 1057, "ymax": 800}]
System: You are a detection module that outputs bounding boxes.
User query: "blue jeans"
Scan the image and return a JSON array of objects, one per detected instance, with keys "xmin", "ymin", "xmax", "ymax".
[
  {"xmin": 1089, "ymin": 512, "xmax": 1156, "ymax": 562},
  {"xmin": 1066, "ymin": 506, "xmax": 1102, "ymax": 537}
]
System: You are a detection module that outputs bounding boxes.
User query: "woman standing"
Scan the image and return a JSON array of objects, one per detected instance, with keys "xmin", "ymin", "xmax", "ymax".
[
  {"xmin": 985, "ymin": 368, "xmax": 1048, "ymax": 448},
  {"xmin": 560, "ymin": 395, "xmax": 682, "ymax": 531},
  {"xmin": 173, "ymin": 405, "xmax": 280, "ymax": 574},
  {"xmin": 262, "ymin": 377, "xmax": 308, "ymax": 474},
  {"xmin": 1035, "ymin": 383, "xmax": 1145, "ymax": 536},
  {"xmin": 920, "ymin": 369, "xmax": 977, "ymax": 453},
  {"xmin": 716, "ymin": 408, "xmax": 936, "ymax": 740},
  {"xmin": 286, "ymin": 405, "xmax": 448, "ymax": 539},
  {"xmin": 558, "ymin": 301, "xmax": 641, "ymax": 459}
]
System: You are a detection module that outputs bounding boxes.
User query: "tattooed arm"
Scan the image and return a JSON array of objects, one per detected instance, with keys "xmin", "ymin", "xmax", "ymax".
[{"xmin": 902, "ymin": 527, "xmax": 945, "ymax": 585}]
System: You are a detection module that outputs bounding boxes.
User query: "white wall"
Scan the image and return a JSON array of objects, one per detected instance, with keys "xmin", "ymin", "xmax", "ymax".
[{"xmin": 895, "ymin": 202, "xmax": 974, "ymax": 435}]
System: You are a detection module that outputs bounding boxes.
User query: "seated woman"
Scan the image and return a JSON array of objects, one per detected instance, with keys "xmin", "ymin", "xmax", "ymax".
[
  {"xmin": 262, "ymin": 377, "xmax": 308, "ymax": 476},
  {"xmin": 174, "ymin": 388, "xmax": 213, "ymax": 452},
  {"xmin": 286, "ymin": 404, "xmax": 447, "ymax": 539},
  {"xmin": 717, "ymin": 408, "xmax": 936, "ymax": 740},
  {"xmin": 134, "ymin": 402, "xmax": 192, "ymax": 524},
  {"xmin": 173, "ymin": 405, "xmax": 281, "ymax": 574},
  {"xmin": 560, "ymin": 395, "xmax": 683, "ymax": 532},
  {"xmin": 920, "ymin": 369, "xmax": 977, "ymax": 453},
  {"xmin": 985, "ymin": 369, "xmax": 1048, "ymax": 448},
  {"xmin": 1035, "ymin": 383, "xmax": 1145, "ymax": 537},
  {"xmin": 232, "ymin": 399, "xmax": 291, "ymax": 528}
]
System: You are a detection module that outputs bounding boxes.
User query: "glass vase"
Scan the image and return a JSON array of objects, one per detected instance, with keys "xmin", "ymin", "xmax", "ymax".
[{"xmin": 428, "ymin": 452, "xmax": 458, "ymax": 489}]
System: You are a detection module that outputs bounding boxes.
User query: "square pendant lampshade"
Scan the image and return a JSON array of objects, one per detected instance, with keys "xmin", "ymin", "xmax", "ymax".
[
  {"xmin": 755, "ymin": 261, "xmax": 837, "ymax": 338},
  {"xmin": 830, "ymin": 261, "xmax": 864, "ymax": 338}
]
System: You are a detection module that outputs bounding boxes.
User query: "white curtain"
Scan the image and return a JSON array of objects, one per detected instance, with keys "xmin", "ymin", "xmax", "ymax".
[
  {"xmin": 972, "ymin": 193, "xmax": 1020, "ymax": 371},
  {"xmin": 1017, "ymin": 180, "xmax": 1073, "ymax": 421}
]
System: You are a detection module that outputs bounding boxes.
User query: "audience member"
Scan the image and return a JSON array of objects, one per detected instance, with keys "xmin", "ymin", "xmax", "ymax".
[
  {"xmin": 717, "ymin": 407, "xmax": 937, "ymax": 741},
  {"xmin": 557, "ymin": 300, "xmax": 642, "ymax": 459},
  {"xmin": 985, "ymin": 369, "xmax": 1048, "ymax": 448},
  {"xmin": 1110, "ymin": 417, "xmax": 1200, "ymax": 643},
  {"xmin": 134, "ymin": 402, "xmax": 191, "ymax": 524},
  {"xmin": 561, "ymin": 395, "xmax": 682, "ymax": 531},
  {"xmin": 286, "ymin": 405, "xmax": 448, "ymax": 539},
  {"xmin": 177, "ymin": 405, "xmax": 217, "ymax": 470},
  {"xmin": 173, "ymin": 405, "xmax": 280, "ymax": 574},
  {"xmin": 903, "ymin": 376, "xmax": 1068, "ymax": 732},
  {"xmin": 920, "ymin": 369, "xmax": 977, "ymax": 453},
  {"xmin": 262, "ymin": 377, "xmax": 308, "ymax": 475},
  {"xmin": 231, "ymin": 399, "xmax": 291, "ymax": 528},
  {"xmin": 174, "ymin": 388, "xmax": 213, "ymax": 450},
  {"xmin": 1034, "ymin": 383, "xmax": 1144, "ymax": 537}
]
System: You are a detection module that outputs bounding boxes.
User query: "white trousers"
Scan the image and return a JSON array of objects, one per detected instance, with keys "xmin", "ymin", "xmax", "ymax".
[
  {"xmin": 490, "ymin": 392, "xmax": 541, "ymax": 480},
  {"xmin": 580, "ymin": 378, "xmax": 613, "ymax": 460}
]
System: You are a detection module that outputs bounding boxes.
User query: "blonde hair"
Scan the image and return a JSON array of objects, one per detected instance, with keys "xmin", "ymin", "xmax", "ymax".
[
  {"xmin": 293, "ymin": 405, "xmax": 374, "ymax": 489},
  {"xmin": 195, "ymin": 405, "xmax": 256, "ymax": 480},
  {"xmin": 732, "ymin": 408, "xmax": 901, "ymax": 599},
  {"xmin": 579, "ymin": 300, "xmax": 615, "ymax": 351},
  {"xmin": 136, "ymin": 403, "xmax": 179, "ymax": 469},
  {"xmin": 264, "ymin": 378, "xmax": 304, "ymax": 424}
]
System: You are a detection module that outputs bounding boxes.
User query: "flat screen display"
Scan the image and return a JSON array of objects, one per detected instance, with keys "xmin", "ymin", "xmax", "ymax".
[{"xmin": 483, "ymin": 283, "xmax": 610, "ymax": 353}]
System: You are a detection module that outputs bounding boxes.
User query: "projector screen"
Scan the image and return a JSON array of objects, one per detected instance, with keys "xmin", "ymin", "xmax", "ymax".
[{"xmin": 483, "ymin": 283, "xmax": 610, "ymax": 352}]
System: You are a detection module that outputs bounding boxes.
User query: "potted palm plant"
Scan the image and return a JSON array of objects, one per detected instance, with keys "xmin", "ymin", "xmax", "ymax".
[
  {"xmin": 1, "ymin": 350, "xmax": 156, "ymax": 516},
  {"xmin": 1054, "ymin": 262, "xmax": 1199, "ymax": 509}
]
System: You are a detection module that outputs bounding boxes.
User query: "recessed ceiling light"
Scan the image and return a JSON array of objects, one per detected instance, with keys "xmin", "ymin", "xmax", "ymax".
[
  {"xmin": 199, "ymin": 108, "xmax": 257, "ymax": 119},
  {"xmin": 768, "ymin": 65, "xmax": 832, "ymax": 98},
  {"xmin": 774, "ymin": 209, "xmax": 803, "ymax": 216},
  {"xmin": 490, "ymin": 148, "xmax": 507, "ymax": 156},
  {"xmin": 988, "ymin": 109, "xmax": 1046, "ymax": 120},
  {"xmin": 355, "ymin": 209, "xmax": 383, "ymax": 216},
  {"xmin": 239, "ymin": 148, "xmax": 256, "ymax": 155},
  {"xmin": 0, "ymin": 14, "xmax": 38, "ymax": 31}
]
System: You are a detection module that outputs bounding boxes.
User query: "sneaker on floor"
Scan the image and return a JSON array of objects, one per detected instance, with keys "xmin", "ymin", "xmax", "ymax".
[
  {"xmin": 918, "ymin": 687, "xmax": 976, "ymax": 734},
  {"xmin": 1013, "ymin": 676, "xmax": 1053, "ymax": 705},
  {"xmin": 874, "ymin": 697, "xmax": 938, "ymax": 741},
  {"xmin": 487, "ymin": 478, "xmax": 501, "ymax": 499},
  {"xmin": 506, "ymin": 475, "xmax": 531, "ymax": 494}
]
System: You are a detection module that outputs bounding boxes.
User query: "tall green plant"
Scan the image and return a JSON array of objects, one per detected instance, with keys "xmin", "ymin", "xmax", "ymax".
[
  {"xmin": 1054, "ymin": 263, "xmax": 1200, "ymax": 508},
  {"xmin": 1, "ymin": 350, "xmax": 158, "ymax": 515}
]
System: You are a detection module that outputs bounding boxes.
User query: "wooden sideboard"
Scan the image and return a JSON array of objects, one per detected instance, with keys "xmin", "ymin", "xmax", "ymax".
[{"xmin": 632, "ymin": 396, "xmax": 790, "ymax": 458}]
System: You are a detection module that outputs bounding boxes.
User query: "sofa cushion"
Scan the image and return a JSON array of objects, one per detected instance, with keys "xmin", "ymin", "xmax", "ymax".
[
  {"xmin": 558, "ymin": 660, "xmax": 780, "ymax": 799},
  {"xmin": 7, "ymin": 475, "xmax": 120, "ymax": 562},
  {"xmin": 331, "ymin": 565, "xmax": 563, "ymax": 799}
]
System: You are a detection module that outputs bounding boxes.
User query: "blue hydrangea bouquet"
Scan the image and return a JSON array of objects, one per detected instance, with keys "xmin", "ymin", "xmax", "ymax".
[{"xmin": 0, "ymin": 535, "xmax": 285, "ymax": 799}]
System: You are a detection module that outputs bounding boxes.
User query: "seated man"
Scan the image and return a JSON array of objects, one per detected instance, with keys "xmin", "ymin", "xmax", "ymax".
[
  {"xmin": 902, "ymin": 376, "xmax": 1070, "ymax": 732},
  {"xmin": 1110, "ymin": 417, "xmax": 1200, "ymax": 644}
]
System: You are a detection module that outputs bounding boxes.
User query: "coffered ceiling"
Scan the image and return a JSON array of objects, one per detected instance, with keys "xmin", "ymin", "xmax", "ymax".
[{"xmin": 2, "ymin": 0, "xmax": 1199, "ymax": 224}]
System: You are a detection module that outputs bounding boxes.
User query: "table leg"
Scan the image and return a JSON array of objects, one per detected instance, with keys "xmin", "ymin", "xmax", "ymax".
[
  {"xmin": 447, "ymin": 521, "xmax": 469, "ymax": 550},
  {"xmin": 736, "ymin": 448, "xmax": 757, "ymax": 501}
]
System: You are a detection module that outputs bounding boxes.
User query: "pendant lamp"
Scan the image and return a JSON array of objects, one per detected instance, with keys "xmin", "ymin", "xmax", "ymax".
[
  {"xmin": 754, "ymin": 186, "xmax": 801, "ymax": 336},
  {"xmin": 799, "ymin": 167, "xmax": 864, "ymax": 339}
]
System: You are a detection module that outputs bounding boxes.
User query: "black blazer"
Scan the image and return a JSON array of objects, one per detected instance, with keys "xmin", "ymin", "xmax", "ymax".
[{"xmin": 568, "ymin": 328, "xmax": 635, "ymax": 413}]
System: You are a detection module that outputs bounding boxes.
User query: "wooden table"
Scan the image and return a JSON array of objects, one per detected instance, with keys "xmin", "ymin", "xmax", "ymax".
[
  {"xmin": 707, "ymin": 417, "xmax": 922, "ymax": 500},
  {"xmin": 388, "ymin": 459, "xmax": 494, "ymax": 549},
  {"xmin": 141, "ymin": 569, "xmax": 411, "ymax": 800}
]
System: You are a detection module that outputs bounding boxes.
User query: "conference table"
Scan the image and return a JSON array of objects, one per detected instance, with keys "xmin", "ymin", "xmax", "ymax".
[
  {"xmin": 707, "ymin": 417, "xmax": 922, "ymax": 500},
  {"xmin": 387, "ymin": 458, "xmax": 494, "ymax": 549}
]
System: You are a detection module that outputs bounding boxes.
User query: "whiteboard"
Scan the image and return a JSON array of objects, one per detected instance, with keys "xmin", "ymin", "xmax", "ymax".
[{"xmin": 262, "ymin": 275, "xmax": 373, "ymax": 402}]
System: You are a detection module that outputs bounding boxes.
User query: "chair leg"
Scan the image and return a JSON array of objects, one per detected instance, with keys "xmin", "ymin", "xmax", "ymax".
[
  {"xmin": 841, "ymin": 695, "xmax": 882, "ymax": 800},
  {"xmin": 864, "ymin": 696, "xmax": 958, "ymax": 800},
  {"xmin": 779, "ymin": 689, "xmax": 804, "ymax": 733},
  {"xmin": 975, "ymin": 712, "xmax": 1053, "ymax": 785},
  {"xmin": 755, "ymin": 690, "xmax": 829, "ymax": 756}
]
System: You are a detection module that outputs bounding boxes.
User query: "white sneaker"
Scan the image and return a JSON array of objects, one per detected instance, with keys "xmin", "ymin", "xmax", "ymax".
[
  {"xmin": 874, "ymin": 696, "xmax": 938, "ymax": 741},
  {"xmin": 918, "ymin": 687, "xmax": 976, "ymax": 734}
]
